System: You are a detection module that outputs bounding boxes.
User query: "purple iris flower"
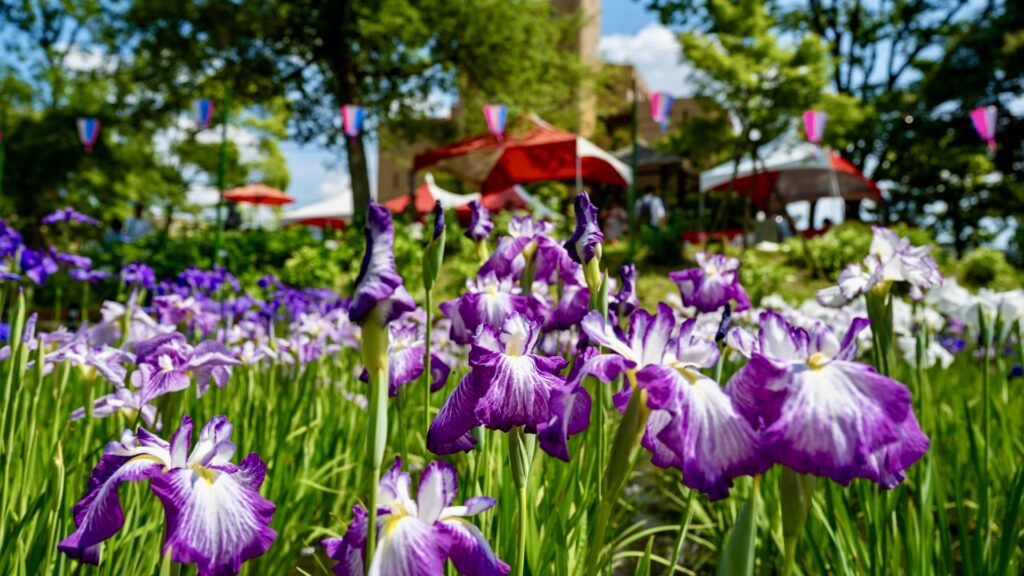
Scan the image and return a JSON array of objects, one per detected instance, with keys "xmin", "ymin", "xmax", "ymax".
[
  {"xmin": 440, "ymin": 273, "xmax": 534, "ymax": 345},
  {"xmin": 132, "ymin": 333, "xmax": 240, "ymax": 403},
  {"xmin": 350, "ymin": 203, "xmax": 417, "ymax": 324},
  {"xmin": 428, "ymin": 313, "xmax": 567, "ymax": 454},
  {"xmin": 49, "ymin": 342, "xmax": 133, "ymax": 386},
  {"xmin": 322, "ymin": 457, "xmax": 508, "ymax": 575},
  {"xmin": 576, "ymin": 305, "xmax": 767, "ymax": 499},
  {"xmin": 817, "ymin": 226, "xmax": 943, "ymax": 306},
  {"xmin": 70, "ymin": 268, "xmax": 111, "ymax": 284},
  {"xmin": 546, "ymin": 255, "xmax": 590, "ymax": 331},
  {"xmin": 537, "ymin": 348, "xmax": 595, "ymax": 461},
  {"xmin": 20, "ymin": 248, "xmax": 59, "ymax": 285},
  {"xmin": 358, "ymin": 320, "xmax": 451, "ymax": 396},
  {"xmin": 465, "ymin": 200, "xmax": 494, "ymax": 242},
  {"xmin": 122, "ymin": 262, "xmax": 156, "ymax": 289},
  {"xmin": 52, "ymin": 248, "xmax": 92, "ymax": 270},
  {"xmin": 0, "ymin": 220, "xmax": 23, "ymax": 258},
  {"xmin": 431, "ymin": 201, "xmax": 445, "ymax": 240},
  {"xmin": 726, "ymin": 311, "xmax": 929, "ymax": 488},
  {"xmin": 72, "ymin": 386, "xmax": 160, "ymax": 429},
  {"xmin": 610, "ymin": 264, "xmax": 640, "ymax": 318},
  {"xmin": 41, "ymin": 207, "xmax": 100, "ymax": 226},
  {"xmin": 564, "ymin": 192, "xmax": 603, "ymax": 265},
  {"xmin": 58, "ymin": 416, "xmax": 276, "ymax": 575},
  {"xmin": 669, "ymin": 251, "xmax": 751, "ymax": 313}
]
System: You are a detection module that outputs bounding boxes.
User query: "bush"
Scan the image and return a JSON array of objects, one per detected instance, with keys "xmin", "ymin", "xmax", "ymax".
[{"xmin": 959, "ymin": 247, "xmax": 1019, "ymax": 290}]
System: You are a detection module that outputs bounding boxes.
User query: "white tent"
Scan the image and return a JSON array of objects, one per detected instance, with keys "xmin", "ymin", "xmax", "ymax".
[{"xmin": 280, "ymin": 192, "xmax": 353, "ymax": 228}]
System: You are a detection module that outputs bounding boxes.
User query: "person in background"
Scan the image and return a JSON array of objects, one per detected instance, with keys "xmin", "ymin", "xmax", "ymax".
[
  {"xmin": 635, "ymin": 186, "xmax": 666, "ymax": 229},
  {"xmin": 104, "ymin": 218, "xmax": 125, "ymax": 246},
  {"xmin": 225, "ymin": 201, "xmax": 242, "ymax": 231},
  {"xmin": 602, "ymin": 198, "xmax": 629, "ymax": 242},
  {"xmin": 123, "ymin": 203, "xmax": 154, "ymax": 242}
]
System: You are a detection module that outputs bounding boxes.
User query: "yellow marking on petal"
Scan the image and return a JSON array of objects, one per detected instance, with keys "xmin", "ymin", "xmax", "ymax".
[
  {"xmin": 807, "ymin": 352, "xmax": 829, "ymax": 370},
  {"xmin": 190, "ymin": 464, "xmax": 217, "ymax": 485},
  {"xmin": 675, "ymin": 365, "xmax": 702, "ymax": 384}
]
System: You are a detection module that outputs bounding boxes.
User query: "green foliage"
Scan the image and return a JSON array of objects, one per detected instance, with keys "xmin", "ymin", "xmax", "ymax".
[{"xmin": 959, "ymin": 247, "xmax": 1020, "ymax": 290}]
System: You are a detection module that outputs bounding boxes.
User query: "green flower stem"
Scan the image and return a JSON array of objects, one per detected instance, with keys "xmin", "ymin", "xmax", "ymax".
[
  {"xmin": 586, "ymin": 371, "xmax": 649, "ymax": 576},
  {"xmin": 781, "ymin": 468, "xmax": 816, "ymax": 576},
  {"xmin": 508, "ymin": 426, "xmax": 535, "ymax": 576},
  {"xmin": 423, "ymin": 288, "xmax": 433, "ymax": 444},
  {"xmin": 978, "ymin": 306, "xmax": 992, "ymax": 554},
  {"xmin": 362, "ymin": 310, "xmax": 390, "ymax": 574}
]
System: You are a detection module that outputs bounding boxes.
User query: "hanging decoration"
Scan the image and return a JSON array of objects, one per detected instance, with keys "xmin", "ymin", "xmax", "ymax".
[
  {"xmin": 193, "ymin": 98, "xmax": 215, "ymax": 130},
  {"xmin": 970, "ymin": 105, "xmax": 997, "ymax": 152},
  {"xmin": 483, "ymin": 104, "xmax": 508, "ymax": 140},
  {"xmin": 650, "ymin": 92, "xmax": 673, "ymax": 133},
  {"xmin": 76, "ymin": 118, "xmax": 101, "ymax": 154},
  {"xmin": 803, "ymin": 109, "xmax": 828, "ymax": 146},
  {"xmin": 341, "ymin": 105, "xmax": 365, "ymax": 138}
]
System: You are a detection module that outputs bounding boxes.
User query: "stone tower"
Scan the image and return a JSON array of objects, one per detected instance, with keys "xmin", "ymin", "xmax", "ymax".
[{"xmin": 551, "ymin": 0, "xmax": 601, "ymax": 137}]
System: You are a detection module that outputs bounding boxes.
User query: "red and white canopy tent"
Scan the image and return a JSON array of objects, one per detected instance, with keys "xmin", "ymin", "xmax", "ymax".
[
  {"xmin": 413, "ymin": 117, "xmax": 631, "ymax": 192},
  {"xmin": 699, "ymin": 142, "xmax": 882, "ymax": 212},
  {"xmin": 224, "ymin": 183, "xmax": 295, "ymax": 206},
  {"xmin": 383, "ymin": 173, "xmax": 479, "ymax": 214}
]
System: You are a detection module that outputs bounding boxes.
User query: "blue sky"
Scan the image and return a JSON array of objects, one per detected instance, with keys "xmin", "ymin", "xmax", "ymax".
[{"xmin": 282, "ymin": 1, "xmax": 681, "ymax": 210}]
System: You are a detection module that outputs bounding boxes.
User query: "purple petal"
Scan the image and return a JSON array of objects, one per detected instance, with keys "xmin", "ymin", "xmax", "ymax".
[
  {"xmin": 564, "ymin": 191, "xmax": 604, "ymax": 264},
  {"xmin": 367, "ymin": 516, "xmax": 447, "ymax": 575},
  {"xmin": 438, "ymin": 519, "xmax": 511, "ymax": 575},
  {"xmin": 350, "ymin": 203, "xmax": 417, "ymax": 324},
  {"xmin": 323, "ymin": 505, "xmax": 368, "ymax": 576},
  {"xmin": 428, "ymin": 375, "xmax": 485, "ymax": 455},
  {"xmin": 58, "ymin": 453, "xmax": 165, "ymax": 563},
  {"xmin": 150, "ymin": 453, "xmax": 276, "ymax": 576},
  {"xmin": 417, "ymin": 461, "xmax": 458, "ymax": 522}
]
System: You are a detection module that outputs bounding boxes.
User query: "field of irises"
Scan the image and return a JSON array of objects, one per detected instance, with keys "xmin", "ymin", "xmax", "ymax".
[{"xmin": 1, "ymin": 198, "xmax": 1022, "ymax": 576}]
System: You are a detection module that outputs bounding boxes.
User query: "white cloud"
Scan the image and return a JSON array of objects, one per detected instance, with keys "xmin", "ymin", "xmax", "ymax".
[{"xmin": 599, "ymin": 22, "xmax": 694, "ymax": 97}]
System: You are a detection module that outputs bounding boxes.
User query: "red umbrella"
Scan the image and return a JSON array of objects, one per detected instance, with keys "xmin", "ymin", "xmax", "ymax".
[
  {"xmin": 414, "ymin": 118, "xmax": 631, "ymax": 192},
  {"xmin": 223, "ymin": 183, "xmax": 295, "ymax": 206}
]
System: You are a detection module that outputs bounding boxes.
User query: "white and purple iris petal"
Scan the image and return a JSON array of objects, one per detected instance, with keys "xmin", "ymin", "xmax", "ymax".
[
  {"xmin": 668, "ymin": 251, "xmax": 751, "ymax": 313},
  {"xmin": 149, "ymin": 416, "xmax": 277, "ymax": 576},
  {"xmin": 537, "ymin": 348, "xmax": 595, "ymax": 462},
  {"xmin": 465, "ymin": 200, "xmax": 494, "ymax": 242},
  {"xmin": 611, "ymin": 264, "xmax": 640, "ymax": 318},
  {"xmin": 469, "ymin": 314, "xmax": 568, "ymax": 433},
  {"xmin": 350, "ymin": 203, "xmax": 418, "ymax": 324},
  {"xmin": 187, "ymin": 340, "xmax": 241, "ymax": 397},
  {"xmin": 637, "ymin": 364, "xmax": 770, "ymax": 500},
  {"xmin": 59, "ymin": 416, "xmax": 276, "ymax": 575},
  {"xmin": 323, "ymin": 459, "xmax": 508, "ymax": 576},
  {"xmin": 442, "ymin": 273, "xmax": 532, "ymax": 346},
  {"xmin": 577, "ymin": 304, "xmax": 674, "ymax": 389},
  {"xmin": 358, "ymin": 322, "xmax": 452, "ymax": 396},
  {"xmin": 727, "ymin": 314, "xmax": 928, "ymax": 487},
  {"xmin": 564, "ymin": 192, "xmax": 603, "ymax": 265}
]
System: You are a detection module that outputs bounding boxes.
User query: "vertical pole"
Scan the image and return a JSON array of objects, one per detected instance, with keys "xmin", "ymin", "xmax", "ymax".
[
  {"xmin": 628, "ymin": 71, "xmax": 639, "ymax": 261},
  {"xmin": 213, "ymin": 85, "xmax": 232, "ymax": 268}
]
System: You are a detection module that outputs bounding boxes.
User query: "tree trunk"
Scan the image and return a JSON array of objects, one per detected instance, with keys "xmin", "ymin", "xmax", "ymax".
[{"xmin": 346, "ymin": 134, "xmax": 371, "ymax": 226}]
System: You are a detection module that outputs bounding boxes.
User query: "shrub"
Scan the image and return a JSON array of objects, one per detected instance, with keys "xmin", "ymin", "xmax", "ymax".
[{"xmin": 959, "ymin": 247, "xmax": 1019, "ymax": 290}]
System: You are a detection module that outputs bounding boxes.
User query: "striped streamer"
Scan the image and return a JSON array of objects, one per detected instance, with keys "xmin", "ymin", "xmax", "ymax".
[
  {"xmin": 192, "ymin": 98, "xmax": 215, "ymax": 130},
  {"xmin": 803, "ymin": 110, "xmax": 828, "ymax": 144},
  {"xmin": 76, "ymin": 118, "xmax": 101, "ymax": 154},
  {"xmin": 483, "ymin": 104, "xmax": 508, "ymax": 139},
  {"xmin": 970, "ymin": 106, "xmax": 998, "ymax": 152},
  {"xmin": 650, "ymin": 92, "xmax": 673, "ymax": 133},
  {"xmin": 341, "ymin": 105, "xmax": 365, "ymax": 138}
]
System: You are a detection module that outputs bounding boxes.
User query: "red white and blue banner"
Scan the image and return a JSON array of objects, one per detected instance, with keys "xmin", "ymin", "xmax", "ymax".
[
  {"xmin": 650, "ymin": 92, "xmax": 673, "ymax": 133},
  {"xmin": 193, "ymin": 98, "xmax": 215, "ymax": 130},
  {"xmin": 76, "ymin": 117, "xmax": 101, "ymax": 154},
  {"xmin": 970, "ymin": 105, "xmax": 997, "ymax": 152},
  {"xmin": 483, "ymin": 104, "xmax": 508, "ymax": 139},
  {"xmin": 803, "ymin": 110, "xmax": 828, "ymax": 144},
  {"xmin": 341, "ymin": 105, "xmax": 365, "ymax": 138}
]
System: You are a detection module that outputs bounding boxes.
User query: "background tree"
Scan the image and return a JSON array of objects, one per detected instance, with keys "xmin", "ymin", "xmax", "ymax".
[
  {"xmin": 644, "ymin": 0, "xmax": 1023, "ymax": 254},
  {"xmin": 115, "ymin": 0, "xmax": 582, "ymax": 223}
]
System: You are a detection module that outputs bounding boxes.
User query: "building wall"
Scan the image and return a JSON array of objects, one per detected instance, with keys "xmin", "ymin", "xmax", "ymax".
[
  {"xmin": 552, "ymin": 0, "xmax": 601, "ymax": 137},
  {"xmin": 376, "ymin": 128, "xmax": 439, "ymax": 203}
]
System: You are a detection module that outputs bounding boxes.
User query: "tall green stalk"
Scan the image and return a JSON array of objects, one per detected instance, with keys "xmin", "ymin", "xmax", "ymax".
[
  {"xmin": 508, "ymin": 426, "xmax": 534, "ymax": 576},
  {"xmin": 362, "ymin": 310, "xmax": 389, "ymax": 573}
]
